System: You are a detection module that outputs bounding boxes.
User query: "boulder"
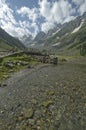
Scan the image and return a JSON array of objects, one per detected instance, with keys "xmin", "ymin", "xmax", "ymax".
[{"xmin": 4, "ymin": 62, "xmax": 15, "ymax": 68}]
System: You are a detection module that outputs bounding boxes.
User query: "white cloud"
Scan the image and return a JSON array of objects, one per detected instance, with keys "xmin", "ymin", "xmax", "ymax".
[
  {"xmin": 72, "ymin": 0, "xmax": 86, "ymax": 15},
  {"xmin": 41, "ymin": 22, "xmax": 55, "ymax": 33},
  {"xmin": 72, "ymin": 0, "xmax": 85, "ymax": 6},
  {"xmin": 31, "ymin": 22, "xmax": 39, "ymax": 37},
  {"xmin": 78, "ymin": 0, "xmax": 86, "ymax": 15},
  {"xmin": 39, "ymin": 0, "xmax": 76, "ymax": 32},
  {"xmin": 0, "ymin": 0, "xmax": 38, "ymax": 38},
  {"xmin": 0, "ymin": 0, "xmax": 86, "ymax": 38},
  {"xmin": 17, "ymin": 7, "xmax": 39, "ymax": 22},
  {"xmin": 63, "ymin": 16, "xmax": 75, "ymax": 23},
  {"xmin": 39, "ymin": 0, "xmax": 51, "ymax": 21},
  {"xmin": 0, "ymin": 0, "xmax": 5, "ymax": 7},
  {"xmin": 0, "ymin": 0, "xmax": 17, "ymax": 25},
  {"xmin": 17, "ymin": 6, "xmax": 40, "ymax": 37},
  {"xmin": 0, "ymin": 18, "xmax": 30, "ymax": 37},
  {"xmin": 51, "ymin": 0, "xmax": 75, "ymax": 23},
  {"xmin": 0, "ymin": 0, "xmax": 18, "ymax": 36},
  {"xmin": 19, "ymin": 21, "xmax": 30, "ymax": 29}
]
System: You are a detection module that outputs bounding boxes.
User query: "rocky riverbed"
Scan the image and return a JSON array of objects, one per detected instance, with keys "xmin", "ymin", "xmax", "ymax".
[{"xmin": 0, "ymin": 59, "xmax": 86, "ymax": 130}]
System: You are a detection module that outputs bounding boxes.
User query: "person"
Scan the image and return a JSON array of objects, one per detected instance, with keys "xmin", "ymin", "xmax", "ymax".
[
  {"xmin": 53, "ymin": 57, "xmax": 58, "ymax": 65},
  {"xmin": 42, "ymin": 56, "xmax": 46, "ymax": 63}
]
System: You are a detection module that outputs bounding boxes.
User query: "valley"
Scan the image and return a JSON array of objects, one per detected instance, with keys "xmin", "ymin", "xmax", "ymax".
[{"xmin": 0, "ymin": 6, "xmax": 86, "ymax": 130}]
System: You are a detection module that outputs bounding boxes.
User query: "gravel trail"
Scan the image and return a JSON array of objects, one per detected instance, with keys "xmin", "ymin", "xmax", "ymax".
[{"xmin": 0, "ymin": 61, "xmax": 86, "ymax": 130}]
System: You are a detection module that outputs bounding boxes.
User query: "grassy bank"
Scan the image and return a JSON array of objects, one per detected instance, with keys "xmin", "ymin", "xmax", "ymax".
[{"xmin": 0, "ymin": 53, "xmax": 38, "ymax": 81}]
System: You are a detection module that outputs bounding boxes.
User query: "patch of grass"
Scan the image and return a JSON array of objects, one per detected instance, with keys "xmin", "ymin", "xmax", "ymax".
[
  {"xmin": 58, "ymin": 55, "xmax": 82, "ymax": 61},
  {"xmin": 58, "ymin": 55, "xmax": 72, "ymax": 61},
  {"xmin": 0, "ymin": 54, "xmax": 38, "ymax": 81},
  {"xmin": 0, "ymin": 66, "xmax": 10, "ymax": 80}
]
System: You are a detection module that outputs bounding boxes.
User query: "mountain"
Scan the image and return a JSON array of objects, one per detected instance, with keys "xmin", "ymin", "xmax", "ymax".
[
  {"xmin": 46, "ymin": 24, "xmax": 61, "ymax": 37},
  {"xmin": 20, "ymin": 35, "xmax": 33, "ymax": 47},
  {"xmin": 20, "ymin": 12, "xmax": 86, "ymax": 55},
  {"xmin": 34, "ymin": 31, "xmax": 46, "ymax": 41},
  {"xmin": 0, "ymin": 39, "xmax": 13, "ymax": 51},
  {"xmin": 26, "ymin": 12, "xmax": 86, "ymax": 55},
  {"xmin": 21, "ymin": 27, "xmax": 60, "ymax": 48},
  {"xmin": 43, "ymin": 12, "xmax": 86, "ymax": 55},
  {"xmin": 0, "ymin": 28, "xmax": 25, "ymax": 51}
]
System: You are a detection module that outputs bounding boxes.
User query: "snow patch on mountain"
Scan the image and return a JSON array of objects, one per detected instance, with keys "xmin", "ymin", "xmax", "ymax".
[
  {"xmin": 30, "ymin": 43, "xmax": 35, "ymax": 47},
  {"xmin": 52, "ymin": 29, "xmax": 61, "ymax": 36},
  {"xmin": 72, "ymin": 20, "xmax": 84, "ymax": 34},
  {"xmin": 52, "ymin": 42, "xmax": 61, "ymax": 47}
]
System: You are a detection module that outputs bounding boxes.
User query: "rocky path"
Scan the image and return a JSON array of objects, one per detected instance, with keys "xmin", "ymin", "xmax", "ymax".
[{"xmin": 0, "ymin": 61, "xmax": 86, "ymax": 130}]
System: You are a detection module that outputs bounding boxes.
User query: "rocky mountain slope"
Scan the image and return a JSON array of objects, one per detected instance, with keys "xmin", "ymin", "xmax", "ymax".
[
  {"xmin": 22, "ymin": 26, "xmax": 60, "ymax": 48},
  {"xmin": 20, "ymin": 35, "xmax": 33, "ymax": 47},
  {"xmin": 24, "ymin": 12, "xmax": 86, "ymax": 55}
]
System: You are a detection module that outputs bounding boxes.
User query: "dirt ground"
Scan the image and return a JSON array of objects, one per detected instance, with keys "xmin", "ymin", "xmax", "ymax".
[{"xmin": 0, "ymin": 57, "xmax": 86, "ymax": 130}]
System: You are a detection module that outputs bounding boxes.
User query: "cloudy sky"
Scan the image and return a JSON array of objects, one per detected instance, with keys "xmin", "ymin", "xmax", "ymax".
[{"xmin": 0, "ymin": 0, "xmax": 86, "ymax": 38}]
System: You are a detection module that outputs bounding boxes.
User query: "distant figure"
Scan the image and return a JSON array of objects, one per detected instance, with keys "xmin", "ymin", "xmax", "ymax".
[
  {"xmin": 42, "ymin": 56, "xmax": 46, "ymax": 63},
  {"xmin": 53, "ymin": 57, "xmax": 58, "ymax": 65}
]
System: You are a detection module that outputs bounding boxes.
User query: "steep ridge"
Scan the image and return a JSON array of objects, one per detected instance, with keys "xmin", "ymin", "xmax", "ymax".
[
  {"xmin": 26, "ymin": 12, "xmax": 86, "ymax": 54},
  {"xmin": 16, "ymin": 12, "xmax": 86, "ymax": 55},
  {"xmin": 0, "ymin": 28, "xmax": 25, "ymax": 51}
]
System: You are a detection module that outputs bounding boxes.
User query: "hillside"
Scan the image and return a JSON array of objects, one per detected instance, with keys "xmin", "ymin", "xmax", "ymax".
[
  {"xmin": 42, "ymin": 13, "xmax": 85, "ymax": 55},
  {"xmin": 27, "ymin": 12, "xmax": 86, "ymax": 56},
  {"xmin": 0, "ymin": 28, "xmax": 25, "ymax": 51},
  {"xmin": 0, "ymin": 39, "xmax": 13, "ymax": 51},
  {"xmin": 44, "ymin": 19, "xmax": 86, "ymax": 55}
]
